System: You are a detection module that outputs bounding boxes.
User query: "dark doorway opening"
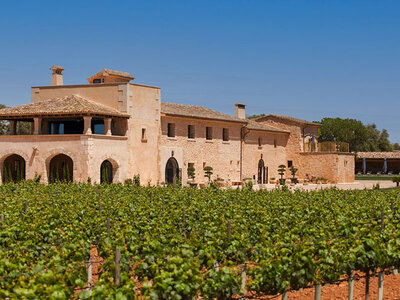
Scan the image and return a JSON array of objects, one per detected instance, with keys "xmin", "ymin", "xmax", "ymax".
[
  {"xmin": 165, "ymin": 157, "xmax": 180, "ymax": 184},
  {"xmin": 257, "ymin": 159, "xmax": 267, "ymax": 184},
  {"xmin": 100, "ymin": 160, "xmax": 113, "ymax": 184},
  {"xmin": 3, "ymin": 154, "xmax": 26, "ymax": 183},
  {"xmin": 49, "ymin": 154, "xmax": 73, "ymax": 183}
]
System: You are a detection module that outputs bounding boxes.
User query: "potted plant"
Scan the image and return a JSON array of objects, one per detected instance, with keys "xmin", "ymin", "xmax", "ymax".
[
  {"xmin": 290, "ymin": 166, "xmax": 298, "ymax": 184},
  {"xmin": 269, "ymin": 177, "xmax": 276, "ymax": 184},
  {"xmin": 203, "ymin": 166, "xmax": 213, "ymax": 183},
  {"xmin": 278, "ymin": 164, "xmax": 286, "ymax": 185},
  {"xmin": 187, "ymin": 166, "xmax": 197, "ymax": 187}
]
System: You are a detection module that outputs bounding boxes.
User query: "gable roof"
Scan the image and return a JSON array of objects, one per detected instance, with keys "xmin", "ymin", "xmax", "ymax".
[
  {"xmin": 256, "ymin": 114, "xmax": 320, "ymax": 127},
  {"xmin": 161, "ymin": 102, "xmax": 289, "ymax": 133},
  {"xmin": 0, "ymin": 94, "xmax": 129, "ymax": 119},
  {"xmin": 246, "ymin": 119, "xmax": 289, "ymax": 133},
  {"xmin": 161, "ymin": 102, "xmax": 247, "ymax": 124},
  {"xmin": 87, "ymin": 68, "xmax": 134, "ymax": 82}
]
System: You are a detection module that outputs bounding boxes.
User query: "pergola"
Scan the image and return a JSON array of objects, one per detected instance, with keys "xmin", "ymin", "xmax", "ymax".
[{"xmin": 356, "ymin": 152, "xmax": 400, "ymax": 174}]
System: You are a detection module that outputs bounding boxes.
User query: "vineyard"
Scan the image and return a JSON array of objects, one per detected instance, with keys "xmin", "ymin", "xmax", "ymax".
[{"xmin": 1, "ymin": 182, "xmax": 400, "ymax": 299}]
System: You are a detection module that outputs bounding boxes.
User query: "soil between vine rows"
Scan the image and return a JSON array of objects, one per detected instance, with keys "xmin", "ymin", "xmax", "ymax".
[
  {"xmin": 88, "ymin": 247, "xmax": 400, "ymax": 299},
  {"xmin": 247, "ymin": 271, "xmax": 400, "ymax": 300}
]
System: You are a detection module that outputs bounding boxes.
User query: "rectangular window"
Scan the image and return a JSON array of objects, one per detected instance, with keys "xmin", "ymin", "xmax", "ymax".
[
  {"xmin": 141, "ymin": 128, "xmax": 147, "ymax": 141},
  {"xmin": 206, "ymin": 127, "xmax": 212, "ymax": 140},
  {"xmin": 167, "ymin": 123, "xmax": 175, "ymax": 137},
  {"xmin": 274, "ymin": 139, "xmax": 277, "ymax": 148},
  {"xmin": 287, "ymin": 160, "xmax": 293, "ymax": 168},
  {"xmin": 188, "ymin": 125, "xmax": 195, "ymax": 139},
  {"xmin": 222, "ymin": 128, "xmax": 229, "ymax": 141},
  {"xmin": 258, "ymin": 137, "xmax": 262, "ymax": 147}
]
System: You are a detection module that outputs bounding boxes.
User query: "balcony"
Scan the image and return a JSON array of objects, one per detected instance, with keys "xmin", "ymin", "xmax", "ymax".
[{"xmin": 304, "ymin": 141, "xmax": 350, "ymax": 153}]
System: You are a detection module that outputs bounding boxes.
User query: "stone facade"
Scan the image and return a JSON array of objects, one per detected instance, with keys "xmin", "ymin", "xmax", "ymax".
[{"xmin": 0, "ymin": 67, "xmax": 354, "ymax": 185}]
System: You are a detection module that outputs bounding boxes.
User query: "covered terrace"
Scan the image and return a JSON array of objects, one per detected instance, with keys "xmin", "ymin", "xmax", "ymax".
[
  {"xmin": 0, "ymin": 94, "xmax": 129, "ymax": 136},
  {"xmin": 356, "ymin": 152, "xmax": 400, "ymax": 175}
]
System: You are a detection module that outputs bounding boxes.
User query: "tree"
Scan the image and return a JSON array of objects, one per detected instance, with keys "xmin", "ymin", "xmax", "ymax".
[
  {"xmin": 203, "ymin": 166, "xmax": 213, "ymax": 182},
  {"xmin": 318, "ymin": 118, "xmax": 394, "ymax": 152},
  {"xmin": 0, "ymin": 104, "xmax": 9, "ymax": 135},
  {"xmin": 247, "ymin": 114, "xmax": 266, "ymax": 120},
  {"xmin": 394, "ymin": 143, "xmax": 400, "ymax": 151},
  {"xmin": 187, "ymin": 166, "xmax": 195, "ymax": 180},
  {"xmin": 378, "ymin": 129, "xmax": 393, "ymax": 152}
]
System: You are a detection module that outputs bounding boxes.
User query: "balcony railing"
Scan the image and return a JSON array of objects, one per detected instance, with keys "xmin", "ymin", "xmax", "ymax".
[{"xmin": 304, "ymin": 141, "xmax": 350, "ymax": 153}]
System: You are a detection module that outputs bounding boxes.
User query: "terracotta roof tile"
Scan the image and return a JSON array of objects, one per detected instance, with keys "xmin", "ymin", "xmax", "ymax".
[
  {"xmin": 0, "ymin": 94, "xmax": 129, "ymax": 118},
  {"xmin": 161, "ymin": 102, "xmax": 246, "ymax": 123},
  {"xmin": 246, "ymin": 119, "xmax": 289, "ymax": 133},
  {"xmin": 257, "ymin": 114, "xmax": 320, "ymax": 126},
  {"xmin": 100, "ymin": 69, "xmax": 134, "ymax": 79},
  {"xmin": 357, "ymin": 152, "xmax": 400, "ymax": 159}
]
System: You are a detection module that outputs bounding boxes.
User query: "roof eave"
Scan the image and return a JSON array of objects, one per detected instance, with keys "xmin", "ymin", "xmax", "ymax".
[
  {"xmin": 161, "ymin": 113, "xmax": 247, "ymax": 124},
  {"xmin": 246, "ymin": 128, "xmax": 290, "ymax": 134},
  {"xmin": 0, "ymin": 112, "xmax": 130, "ymax": 119}
]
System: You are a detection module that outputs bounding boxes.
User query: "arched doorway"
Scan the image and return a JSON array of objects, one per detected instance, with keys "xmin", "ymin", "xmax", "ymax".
[
  {"xmin": 100, "ymin": 160, "xmax": 113, "ymax": 184},
  {"xmin": 165, "ymin": 157, "xmax": 180, "ymax": 184},
  {"xmin": 49, "ymin": 154, "xmax": 73, "ymax": 183},
  {"xmin": 3, "ymin": 154, "xmax": 26, "ymax": 183},
  {"xmin": 257, "ymin": 159, "xmax": 267, "ymax": 184}
]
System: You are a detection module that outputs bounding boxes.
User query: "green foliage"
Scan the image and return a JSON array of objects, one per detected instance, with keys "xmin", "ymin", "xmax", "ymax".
[
  {"xmin": 0, "ymin": 182, "xmax": 400, "ymax": 298},
  {"xmin": 392, "ymin": 177, "xmax": 400, "ymax": 187},
  {"xmin": 0, "ymin": 104, "xmax": 9, "ymax": 135},
  {"xmin": 16, "ymin": 121, "xmax": 32, "ymax": 135},
  {"xmin": 247, "ymin": 113, "xmax": 266, "ymax": 120},
  {"xmin": 124, "ymin": 178, "xmax": 133, "ymax": 186},
  {"xmin": 203, "ymin": 166, "xmax": 213, "ymax": 182},
  {"xmin": 318, "ymin": 118, "xmax": 395, "ymax": 152},
  {"xmin": 245, "ymin": 180, "xmax": 253, "ymax": 191},
  {"xmin": 290, "ymin": 166, "xmax": 298, "ymax": 178},
  {"xmin": 133, "ymin": 174, "xmax": 140, "ymax": 186},
  {"xmin": 187, "ymin": 166, "xmax": 195, "ymax": 180},
  {"xmin": 278, "ymin": 164, "xmax": 286, "ymax": 179},
  {"xmin": 33, "ymin": 173, "xmax": 42, "ymax": 183}
]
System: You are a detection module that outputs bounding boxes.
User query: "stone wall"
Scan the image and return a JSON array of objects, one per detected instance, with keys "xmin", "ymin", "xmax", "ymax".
[
  {"xmin": 0, "ymin": 135, "xmax": 131, "ymax": 184},
  {"xmin": 126, "ymin": 84, "xmax": 161, "ymax": 185},
  {"xmin": 242, "ymin": 130, "xmax": 289, "ymax": 182},
  {"xmin": 159, "ymin": 116, "xmax": 243, "ymax": 185},
  {"xmin": 298, "ymin": 153, "xmax": 355, "ymax": 183}
]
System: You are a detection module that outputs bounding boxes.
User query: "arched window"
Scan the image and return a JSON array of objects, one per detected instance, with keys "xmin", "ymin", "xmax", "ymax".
[
  {"xmin": 100, "ymin": 160, "xmax": 113, "ymax": 184},
  {"xmin": 49, "ymin": 154, "xmax": 73, "ymax": 183},
  {"xmin": 165, "ymin": 157, "xmax": 180, "ymax": 184},
  {"xmin": 3, "ymin": 154, "xmax": 26, "ymax": 183}
]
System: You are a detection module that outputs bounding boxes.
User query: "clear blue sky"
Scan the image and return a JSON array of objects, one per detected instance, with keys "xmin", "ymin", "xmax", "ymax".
[{"xmin": 0, "ymin": 1, "xmax": 399, "ymax": 142}]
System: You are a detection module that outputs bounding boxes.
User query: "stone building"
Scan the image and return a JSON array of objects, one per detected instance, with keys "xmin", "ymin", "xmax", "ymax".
[{"xmin": 0, "ymin": 66, "xmax": 354, "ymax": 185}]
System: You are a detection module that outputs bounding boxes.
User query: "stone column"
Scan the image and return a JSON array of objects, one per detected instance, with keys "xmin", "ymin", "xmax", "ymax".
[
  {"xmin": 104, "ymin": 118, "xmax": 112, "ymax": 136},
  {"xmin": 41, "ymin": 120, "xmax": 49, "ymax": 134},
  {"xmin": 33, "ymin": 117, "xmax": 42, "ymax": 135},
  {"xmin": 9, "ymin": 120, "xmax": 16, "ymax": 135},
  {"xmin": 83, "ymin": 116, "xmax": 92, "ymax": 134}
]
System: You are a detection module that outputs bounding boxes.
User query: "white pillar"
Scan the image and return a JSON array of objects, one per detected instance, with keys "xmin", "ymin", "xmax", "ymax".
[
  {"xmin": 33, "ymin": 118, "xmax": 41, "ymax": 135},
  {"xmin": 104, "ymin": 118, "xmax": 112, "ymax": 136},
  {"xmin": 84, "ymin": 116, "xmax": 92, "ymax": 134},
  {"xmin": 9, "ymin": 120, "xmax": 16, "ymax": 135}
]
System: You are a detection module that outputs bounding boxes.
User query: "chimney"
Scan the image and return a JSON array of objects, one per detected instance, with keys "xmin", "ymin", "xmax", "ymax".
[
  {"xmin": 235, "ymin": 103, "xmax": 246, "ymax": 119},
  {"xmin": 50, "ymin": 65, "xmax": 64, "ymax": 86}
]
